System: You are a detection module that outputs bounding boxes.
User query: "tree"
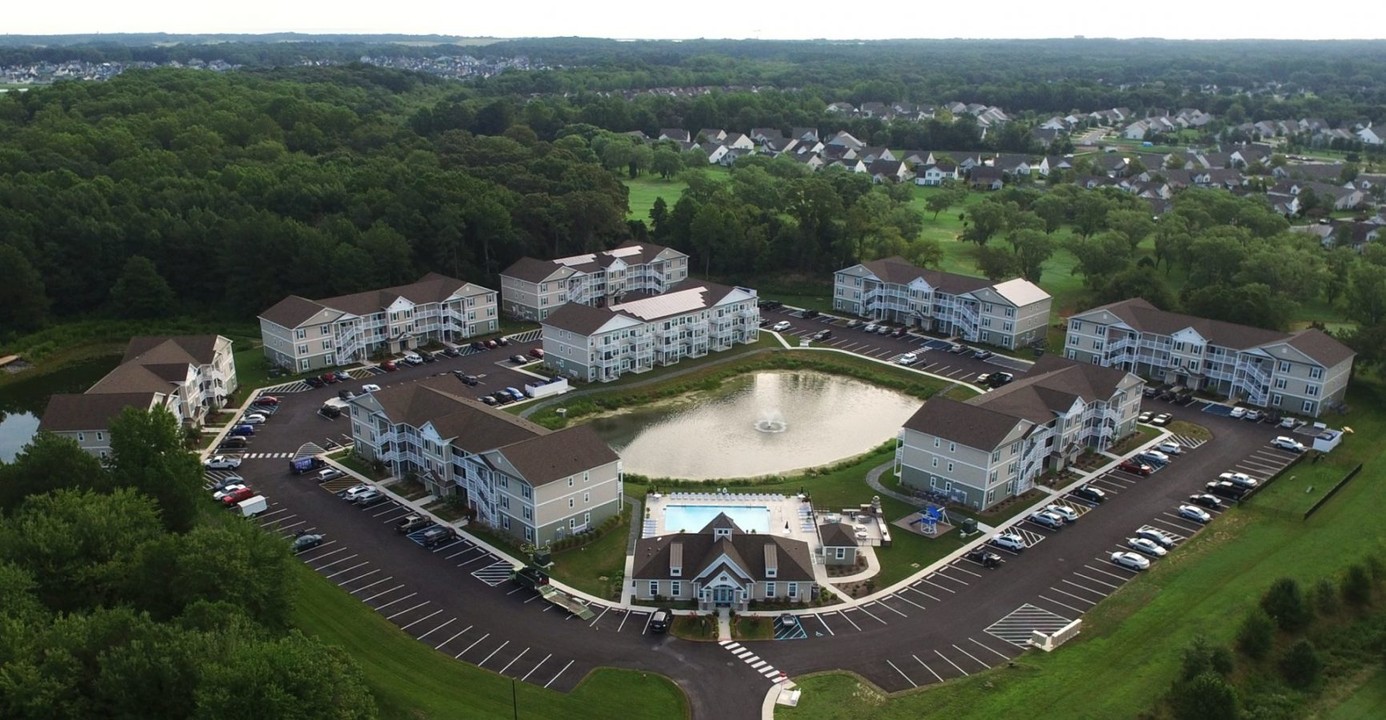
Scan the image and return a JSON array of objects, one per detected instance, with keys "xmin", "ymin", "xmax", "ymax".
[
  {"xmin": 1031, "ymin": 194, "xmax": 1068, "ymax": 234},
  {"xmin": 1279, "ymin": 639, "xmax": 1323, "ymax": 688},
  {"xmin": 1006, "ymin": 229, "xmax": 1054, "ymax": 283},
  {"xmin": 109, "ymin": 407, "xmax": 205, "ymax": 534},
  {"xmin": 0, "ymin": 432, "xmax": 109, "ymax": 511},
  {"xmin": 1179, "ymin": 637, "xmax": 1234, "ymax": 680},
  {"xmin": 1094, "ymin": 266, "xmax": 1176, "ymax": 309},
  {"xmin": 1341, "ymin": 563, "xmax": 1373, "ymax": 607},
  {"xmin": 905, "ymin": 238, "xmax": 943, "ymax": 269},
  {"xmin": 1068, "ymin": 232, "xmax": 1134, "ymax": 290},
  {"xmin": 974, "ymin": 245, "xmax": 1017, "ymax": 280},
  {"xmin": 1070, "ymin": 192, "xmax": 1113, "ymax": 238},
  {"xmin": 962, "ymin": 199, "xmax": 1010, "ymax": 245},
  {"xmin": 651, "ymin": 147, "xmax": 682, "ymax": 179},
  {"xmin": 1346, "ymin": 264, "xmax": 1386, "ymax": 327},
  {"xmin": 1313, "ymin": 577, "xmax": 1340, "ymax": 615},
  {"xmin": 0, "ymin": 244, "xmax": 50, "ymax": 334},
  {"xmin": 107, "ymin": 256, "xmax": 176, "ymax": 319},
  {"xmin": 1169, "ymin": 673, "xmax": 1239, "ymax": 720},
  {"xmin": 193, "ymin": 631, "xmax": 377, "ymax": 720},
  {"xmin": 1105, "ymin": 209, "xmax": 1155, "ymax": 251},
  {"xmin": 1261, "ymin": 577, "xmax": 1313, "ymax": 631},
  {"xmin": 924, "ymin": 188, "xmax": 965, "ymax": 220},
  {"xmin": 1236, "ymin": 607, "xmax": 1275, "ymax": 659}
]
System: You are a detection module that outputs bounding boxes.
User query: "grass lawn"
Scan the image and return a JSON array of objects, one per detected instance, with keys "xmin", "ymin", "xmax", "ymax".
[
  {"xmin": 1108, "ymin": 425, "xmax": 1160, "ymax": 454},
  {"xmin": 290, "ymin": 563, "xmax": 689, "ymax": 720},
  {"xmin": 780, "ymin": 378, "xmax": 1386, "ymax": 719},
  {"xmin": 735, "ymin": 616, "xmax": 775, "ymax": 641},
  {"xmin": 548, "ymin": 510, "xmax": 631, "ymax": 600},
  {"xmin": 623, "ymin": 167, "xmax": 729, "ymax": 222},
  {"xmin": 331, "ymin": 450, "xmax": 392, "ymax": 481},
  {"xmin": 1326, "ymin": 667, "xmax": 1386, "ymax": 720},
  {"xmin": 672, "ymin": 614, "xmax": 718, "ymax": 641}
]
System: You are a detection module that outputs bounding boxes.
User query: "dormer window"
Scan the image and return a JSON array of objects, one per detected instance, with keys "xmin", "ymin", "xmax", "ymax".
[{"xmin": 713, "ymin": 528, "xmax": 731, "ymax": 541}]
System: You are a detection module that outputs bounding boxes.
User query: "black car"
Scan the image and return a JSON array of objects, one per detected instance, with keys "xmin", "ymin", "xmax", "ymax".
[
  {"xmin": 812, "ymin": 329, "xmax": 833, "ymax": 341},
  {"xmin": 218, "ymin": 437, "xmax": 249, "ymax": 450},
  {"xmin": 304, "ymin": 377, "xmax": 325, "ymax": 389},
  {"xmin": 337, "ymin": 389, "xmax": 355, "ymax": 402},
  {"xmin": 1073, "ymin": 485, "xmax": 1107, "ymax": 504},
  {"xmin": 421, "ymin": 352, "xmax": 437, "ymax": 363},
  {"xmin": 803, "ymin": 309, "xmax": 819, "ymax": 319},
  {"xmin": 420, "ymin": 526, "xmax": 455, "ymax": 548},
  {"xmin": 441, "ymin": 346, "xmax": 460, "ymax": 357},
  {"xmin": 491, "ymin": 391, "xmax": 514, "ymax": 405},
  {"xmin": 649, "ymin": 608, "xmax": 673, "ymax": 633},
  {"xmin": 1206, "ymin": 481, "xmax": 1247, "ymax": 501},
  {"xmin": 471, "ymin": 341, "xmax": 487, "ymax": 351},
  {"xmin": 479, "ymin": 395, "xmax": 498, "ymax": 405},
  {"xmin": 1142, "ymin": 385, "xmax": 1159, "ymax": 398},
  {"xmin": 986, "ymin": 372, "xmax": 1015, "ymax": 388},
  {"xmin": 965, "ymin": 547, "xmax": 1003, "ymax": 568},
  {"xmin": 454, "ymin": 372, "xmax": 479, "ymax": 386},
  {"xmin": 1188, "ymin": 493, "xmax": 1223, "ymax": 509}
]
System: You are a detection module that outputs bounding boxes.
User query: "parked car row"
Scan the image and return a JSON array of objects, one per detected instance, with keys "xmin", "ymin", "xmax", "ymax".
[
  {"xmin": 207, "ymin": 474, "xmax": 267, "ymax": 517},
  {"xmin": 342, "ymin": 483, "xmax": 388, "ymax": 508}
]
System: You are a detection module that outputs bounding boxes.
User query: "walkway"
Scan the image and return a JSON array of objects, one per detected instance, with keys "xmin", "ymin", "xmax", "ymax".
[{"xmin": 863, "ymin": 460, "xmax": 917, "ymax": 505}]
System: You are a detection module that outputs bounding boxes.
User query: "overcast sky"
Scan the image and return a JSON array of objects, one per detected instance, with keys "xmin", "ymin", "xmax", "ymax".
[{"xmin": 7, "ymin": 1, "xmax": 1382, "ymax": 40}]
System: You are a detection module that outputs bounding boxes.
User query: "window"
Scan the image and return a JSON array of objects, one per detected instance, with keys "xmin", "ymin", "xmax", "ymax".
[
  {"xmin": 933, "ymin": 437, "xmax": 940, "ymax": 448},
  {"xmin": 524, "ymin": 527, "xmax": 533, "ymax": 541},
  {"xmin": 569, "ymin": 518, "xmax": 576, "ymax": 529},
  {"xmin": 947, "ymin": 462, "xmax": 954, "ymax": 473},
  {"xmin": 1092, "ymin": 340, "xmax": 1103, "ymax": 350},
  {"xmin": 1310, "ymin": 367, "xmax": 1323, "ymax": 380},
  {"xmin": 789, "ymin": 582, "xmax": 799, "ymax": 599},
  {"xmin": 1302, "ymin": 400, "xmax": 1315, "ymax": 413},
  {"xmin": 568, "ymin": 477, "xmax": 574, "ymax": 487},
  {"xmin": 522, "ymin": 486, "xmax": 532, "ymax": 499},
  {"xmin": 523, "ymin": 507, "xmax": 532, "ymax": 520},
  {"xmin": 949, "ymin": 442, "xmax": 956, "ymax": 452},
  {"xmin": 991, "ymin": 449, "xmax": 1001, "ymax": 462},
  {"xmin": 295, "ymin": 328, "xmax": 306, "ymax": 339},
  {"xmin": 1072, "ymin": 321, "xmax": 1082, "ymax": 331},
  {"xmin": 671, "ymin": 581, "xmax": 681, "ymax": 597},
  {"xmin": 502, "ymin": 516, "xmax": 510, "ymax": 529},
  {"xmin": 568, "ymin": 498, "xmax": 575, "ymax": 509},
  {"xmin": 932, "ymin": 457, "xmax": 938, "ymax": 468},
  {"xmin": 1280, "ymin": 361, "xmax": 1291, "ymax": 372},
  {"xmin": 77, "ymin": 432, "xmax": 84, "ymax": 442},
  {"xmin": 649, "ymin": 581, "xmax": 659, "ymax": 596},
  {"xmin": 1067, "ymin": 349, "xmax": 1077, "ymax": 360},
  {"xmin": 297, "ymin": 344, "xmax": 308, "ymax": 355},
  {"xmin": 320, "ymin": 324, "xmax": 330, "ymax": 335},
  {"xmin": 835, "ymin": 547, "xmax": 846, "ymax": 560},
  {"xmin": 1272, "ymin": 393, "xmax": 1283, "ymax": 405},
  {"xmin": 1306, "ymin": 385, "xmax": 1318, "ymax": 397},
  {"xmin": 583, "ymin": 492, "xmax": 590, "ymax": 504},
  {"xmin": 765, "ymin": 582, "xmax": 776, "ymax": 598},
  {"xmin": 1275, "ymin": 378, "xmax": 1287, "ymax": 389},
  {"xmin": 96, "ymin": 432, "xmax": 103, "ymax": 441}
]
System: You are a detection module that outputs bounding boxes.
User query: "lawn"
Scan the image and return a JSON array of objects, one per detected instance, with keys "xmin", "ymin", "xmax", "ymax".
[
  {"xmin": 1327, "ymin": 667, "xmax": 1386, "ymax": 720},
  {"xmin": 548, "ymin": 509, "xmax": 631, "ymax": 600},
  {"xmin": 289, "ymin": 563, "xmax": 689, "ymax": 720},
  {"xmin": 624, "ymin": 167, "xmax": 729, "ymax": 222},
  {"xmin": 779, "ymin": 378, "xmax": 1386, "ymax": 719}
]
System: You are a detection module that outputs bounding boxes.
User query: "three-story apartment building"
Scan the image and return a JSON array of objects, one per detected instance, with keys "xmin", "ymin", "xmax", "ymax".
[
  {"xmin": 40, "ymin": 335, "xmax": 237, "ymax": 458},
  {"xmin": 895, "ymin": 356, "xmax": 1143, "ymax": 510},
  {"xmin": 540, "ymin": 280, "xmax": 760, "ymax": 383},
  {"xmin": 348, "ymin": 378, "xmax": 622, "ymax": 546},
  {"xmin": 1065, "ymin": 298, "xmax": 1355, "ymax": 417},
  {"xmin": 833, "ymin": 257, "xmax": 1051, "ymax": 350},
  {"xmin": 259, "ymin": 273, "xmax": 497, "ymax": 372},
  {"xmin": 499, "ymin": 242, "xmax": 690, "ymax": 321}
]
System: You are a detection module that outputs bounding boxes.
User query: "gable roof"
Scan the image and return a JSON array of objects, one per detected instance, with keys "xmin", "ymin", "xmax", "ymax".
[
  {"xmin": 121, "ymin": 335, "xmax": 221, "ymax": 366},
  {"xmin": 632, "ymin": 528, "xmax": 814, "ymax": 582},
  {"xmin": 40, "ymin": 392, "xmax": 163, "ymax": 432},
  {"xmin": 1283, "ymin": 329, "xmax": 1355, "ymax": 368},
  {"xmin": 489, "ymin": 425, "xmax": 620, "ymax": 487},
  {"xmin": 541, "ymin": 301, "xmax": 630, "ymax": 335},
  {"xmin": 855, "ymin": 256, "xmax": 995, "ymax": 296},
  {"xmin": 818, "ymin": 522, "xmax": 858, "ymax": 548},
  {"xmin": 259, "ymin": 295, "xmax": 335, "ymax": 329},
  {"xmin": 903, "ymin": 396, "xmax": 1026, "ymax": 449},
  {"xmin": 1075, "ymin": 298, "xmax": 1290, "ymax": 353},
  {"xmin": 989, "ymin": 278, "xmax": 1051, "ymax": 307},
  {"xmin": 367, "ymin": 379, "xmax": 543, "ymax": 454}
]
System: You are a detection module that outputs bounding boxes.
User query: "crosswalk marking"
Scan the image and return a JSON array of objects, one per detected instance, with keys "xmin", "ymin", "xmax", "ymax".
[{"xmin": 719, "ymin": 640, "xmax": 789, "ymax": 684}]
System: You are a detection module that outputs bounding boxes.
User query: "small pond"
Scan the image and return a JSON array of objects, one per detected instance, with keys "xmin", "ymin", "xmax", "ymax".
[
  {"xmin": 588, "ymin": 370, "xmax": 923, "ymax": 480},
  {"xmin": 0, "ymin": 356, "xmax": 120, "ymax": 462}
]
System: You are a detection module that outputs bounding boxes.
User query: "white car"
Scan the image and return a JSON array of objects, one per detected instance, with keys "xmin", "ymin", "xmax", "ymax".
[
  {"xmin": 343, "ymin": 484, "xmax": 375, "ymax": 502},
  {"xmin": 361, "ymin": 383, "xmax": 381, "ymax": 393},
  {"xmin": 1135, "ymin": 527, "xmax": 1177, "ymax": 549},
  {"xmin": 1279, "ymin": 416, "xmax": 1300, "ymax": 429},
  {"xmin": 204, "ymin": 455, "xmax": 242, "ymax": 470},
  {"xmin": 1271, "ymin": 436, "xmax": 1306, "ymax": 453},
  {"xmin": 771, "ymin": 321, "xmax": 792, "ymax": 332},
  {"xmin": 212, "ymin": 483, "xmax": 247, "ymax": 500},
  {"xmin": 1029, "ymin": 511, "xmax": 1065, "ymax": 529},
  {"xmin": 1218, "ymin": 471, "xmax": 1258, "ymax": 488},
  {"xmin": 863, "ymin": 323, "xmax": 878, "ymax": 333},
  {"xmin": 1140, "ymin": 449, "xmax": 1171, "ymax": 464},
  {"xmin": 991, "ymin": 533, "xmax": 1027, "ymax": 552},
  {"xmin": 1045, "ymin": 504, "xmax": 1080, "ymax": 523},
  {"xmin": 1127, "ymin": 537, "xmax": 1168, "ymax": 557},
  {"xmin": 897, "ymin": 352, "xmax": 919, "ymax": 366},
  {"xmin": 1228, "ymin": 407, "xmax": 1247, "ymax": 419},
  {"xmin": 240, "ymin": 413, "xmax": 267, "ymax": 425},
  {"xmin": 1111, "ymin": 551, "xmax": 1151, "ymax": 571},
  {"xmin": 1177, "ymin": 505, "xmax": 1212, "ymax": 524},
  {"xmin": 1156, "ymin": 441, "xmax": 1183, "ymax": 455}
]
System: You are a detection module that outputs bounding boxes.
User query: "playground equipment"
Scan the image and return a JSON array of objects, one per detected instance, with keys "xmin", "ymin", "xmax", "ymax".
[{"xmin": 912, "ymin": 504, "xmax": 950, "ymax": 536}]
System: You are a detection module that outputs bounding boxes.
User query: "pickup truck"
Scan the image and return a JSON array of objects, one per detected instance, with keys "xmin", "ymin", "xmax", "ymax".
[{"xmin": 511, "ymin": 564, "xmax": 551, "ymax": 590}]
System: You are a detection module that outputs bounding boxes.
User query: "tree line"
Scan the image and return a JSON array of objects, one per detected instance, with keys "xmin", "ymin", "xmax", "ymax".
[{"xmin": 0, "ymin": 409, "xmax": 376, "ymax": 718}]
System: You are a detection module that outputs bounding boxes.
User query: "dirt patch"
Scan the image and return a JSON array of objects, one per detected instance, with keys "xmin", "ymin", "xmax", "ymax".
[{"xmin": 891, "ymin": 513, "xmax": 955, "ymax": 538}]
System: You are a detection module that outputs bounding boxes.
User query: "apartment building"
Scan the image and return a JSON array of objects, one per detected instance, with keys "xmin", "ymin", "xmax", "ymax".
[
  {"xmin": 632, "ymin": 513, "xmax": 816, "ymax": 612},
  {"xmin": 540, "ymin": 280, "xmax": 760, "ymax": 383},
  {"xmin": 1065, "ymin": 298, "xmax": 1355, "ymax": 417},
  {"xmin": 259, "ymin": 274, "xmax": 497, "ymax": 372},
  {"xmin": 499, "ymin": 241, "xmax": 690, "ymax": 321},
  {"xmin": 40, "ymin": 335, "xmax": 237, "ymax": 458},
  {"xmin": 895, "ymin": 355, "xmax": 1143, "ymax": 510},
  {"xmin": 348, "ymin": 377, "xmax": 621, "ymax": 546},
  {"xmin": 833, "ymin": 257, "xmax": 1051, "ymax": 349}
]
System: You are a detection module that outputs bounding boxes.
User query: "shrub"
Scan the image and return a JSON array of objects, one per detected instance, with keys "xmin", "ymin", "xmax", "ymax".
[
  {"xmin": 1279, "ymin": 639, "xmax": 1322, "ymax": 688},
  {"xmin": 1313, "ymin": 577, "xmax": 1340, "ymax": 616},
  {"xmin": 1180, "ymin": 637, "xmax": 1234, "ymax": 680},
  {"xmin": 1260, "ymin": 577, "xmax": 1313, "ymax": 631},
  {"xmin": 1341, "ymin": 563, "xmax": 1373, "ymax": 607},
  {"xmin": 1236, "ymin": 608, "xmax": 1275, "ymax": 659},
  {"xmin": 1169, "ymin": 672, "xmax": 1239, "ymax": 720}
]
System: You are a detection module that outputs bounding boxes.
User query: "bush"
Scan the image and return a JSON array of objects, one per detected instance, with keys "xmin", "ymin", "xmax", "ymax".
[
  {"xmin": 1313, "ymin": 577, "xmax": 1340, "ymax": 616},
  {"xmin": 1237, "ymin": 608, "xmax": 1275, "ymax": 659},
  {"xmin": 1180, "ymin": 637, "xmax": 1234, "ymax": 680},
  {"xmin": 1341, "ymin": 563, "xmax": 1374, "ymax": 607},
  {"xmin": 1279, "ymin": 639, "xmax": 1322, "ymax": 688},
  {"xmin": 1261, "ymin": 577, "xmax": 1313, "ymax": 631},
  {"xmin": 1169, "ymin": 672, "xmax": 1239, "ymax": 720}
]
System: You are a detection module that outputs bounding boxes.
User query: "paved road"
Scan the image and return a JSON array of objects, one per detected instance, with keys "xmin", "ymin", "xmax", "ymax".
[{"xmin": 213, "ymin": 328, "xmax": 1308, "ymax": 715}]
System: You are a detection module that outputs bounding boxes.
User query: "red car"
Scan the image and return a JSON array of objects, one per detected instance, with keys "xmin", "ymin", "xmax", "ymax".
[
  {"xmin": 320, "ymin": 373, "xmax": 339, "ymax": 385},
  {"xmin": 380, "ymin": 360, "xmax": 397, "ymax": 372},
  {"xmin": 1118, "ymin": 459, "xmax": 1154, "ymax": 476},
  {"xmin": 220, "ymin": 487, "xmax": 255, "ymax": 506},
  {"xmin": 529, "ymin": 347, "xmax": 545, "ymax": 359},
  {"xmin": 255, "ymin": 395, "xmax": 280, "ymax": 406}
]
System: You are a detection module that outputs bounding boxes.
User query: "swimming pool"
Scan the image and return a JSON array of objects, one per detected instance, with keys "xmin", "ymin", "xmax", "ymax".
[{"xmin": 663, "ymin": 505, "xmax": 771, "ymax": 534}]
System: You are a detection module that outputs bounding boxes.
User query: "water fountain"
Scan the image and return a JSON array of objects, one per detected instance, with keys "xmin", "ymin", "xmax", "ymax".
[{"xmin": 753, "ymin": 409, "xmax": 788, "ymax": 434}]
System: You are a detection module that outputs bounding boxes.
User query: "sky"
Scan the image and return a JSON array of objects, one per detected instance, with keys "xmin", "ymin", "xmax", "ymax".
[{"xmin": 5, "ymin": 1, "xmax": 1383, "ymax": 41}]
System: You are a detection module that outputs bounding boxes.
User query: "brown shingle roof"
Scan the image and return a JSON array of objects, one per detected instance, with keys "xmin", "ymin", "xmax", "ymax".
[
  {"xmin": 40, "ymin": 392, "xmax": 162, "ymax": 432},
  {"xmin": 501, "ymin": 256, "xmax": 570, "ymax": 283},
  {"xmin": 492, "ymin": 425, "xmax": 620, "ymax": 487},
  {"xmin": 858, "ymin": 256, "xmax": 994, "ymax": 295},
  {"xmin": 541, "ymin": 302, "xmax": 626, "ymax": 335},
  {"xmin": 122, "ymin": 335, "xmax": 220, "ymax": 365},
  {"xmin": 818, "ymin": 522, "xmax": 858, "ymax": 548},
  {"xmin": 902, "ymin": 396, "xmax": 1026, "ymax": 450},
  {"xmin": 1283, "ymin": 329, "xmax": 1355, "ymax": 368},
  {"xmin": 259, "ymin": 295, "xmax": 333, "ymax": 329},
  {"xmin": 632, "ymin": 529, "xmax": 814, "ymax": 582},
  {"xmin": 87, "ymin": 362, "xmax": 190, "ymax": 395},
  {"xmin": 369, "ymin": 378, "xmax": 542, "ymax": 454}
]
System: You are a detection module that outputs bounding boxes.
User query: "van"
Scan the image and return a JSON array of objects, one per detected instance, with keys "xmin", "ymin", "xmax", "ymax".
[
  {"xmin": 237, "ymin": 495, "xmax": 268, "ymax": 518},
  {"xmin": 229, "ymin": 424, "xmax": 255, "ymax": 437},
  {"xmin": 289, "ymin": 456, "xmax": 324, "ymax": 475},
  {"xmin": 649, "ymin": 608, "xmax": 673, "ymax": 633}
]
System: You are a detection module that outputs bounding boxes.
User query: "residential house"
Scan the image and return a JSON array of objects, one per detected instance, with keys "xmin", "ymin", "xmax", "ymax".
[
  {"xmin": 826, "ymin": 102, "xmax": 856, "ymax": 114},
  {"xmin": 749, "ymin": 127, "xmax": 785, "ymax": 144},
  {"xmin": 658, "ymin": 129, "xmax": 691, "ymax": 143},
  {"xmin": 260, "ymin": 274, "xmax": 496, "ymax": 371},
  {"xmin": 1358, "ymin": 126, "xmax": 1384, "ymax": 146},
  {"xmin": 696, "ymin": 128, "xmax": 727, "ymax": 143},
  {"xmin": 894, "ymin": 355, "xmax": 1144, "ymax": 511},
  {"xmin": 499, "ymin": 242, "xmax": 689, "ymax": 321},
  {"xmin": 541, "ymin": 279, "xmax": 759, "ymax": 383},
  {"xmin": 348, "ymin": 378, "xmax": 622, "ymax": 546},
  {"xmin": 1065, "ymin": 298, "xmax": 1355, "ymax": 417},
  {"xmin": 867, "ymin": 159, "xmax": 910, "ymax": 183},
  {"xmin": 833, "ymin": 257, "xmax": 1051, "ymax": 350},
  {"xmin": 632, "ymin": 513, "xmax": 816, "ymax": 611},
  {"xmin": 40, "ymin": 335, "xmax": 237, "ymax": 458},
  {"xmin": 723, "ymin": 133, "xmax": 755, "ymax": 150},
  {"xmin": 791, "ymin": 127, "xmax": 819, "ymax": 143},
  {"xmin": 968, "ymin": 166, "xmax": 1005, "ymax": 190},
  {"xmin": 825, "ymin": 130, "xmax": 865, "ymax": 151}
]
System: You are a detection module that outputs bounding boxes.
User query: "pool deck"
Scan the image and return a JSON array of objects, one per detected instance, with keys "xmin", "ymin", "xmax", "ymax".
[{"xmin": 643, "ymin": 492, "xmax": 819, "ymax": 548}]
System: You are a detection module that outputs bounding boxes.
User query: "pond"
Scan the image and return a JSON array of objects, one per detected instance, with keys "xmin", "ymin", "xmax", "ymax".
[
  {"xmin": 0, "ymin": 356, "xmax": 120, "ymax": 462},
  {"xmin": 588, "ymin": 370, "xmax": 923, "ymax": 480}
]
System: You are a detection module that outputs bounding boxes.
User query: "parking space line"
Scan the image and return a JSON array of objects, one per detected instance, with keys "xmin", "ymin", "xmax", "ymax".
[
  {"xmin": 446, "ymin": 546, "xmax": 483, "ymax": 560},
  {"xmin": 930, "ymin": 571, "xmax": 969, "ymax": 586},
  {"xmin": 417, "ymin": 617, "xmax": 455, "ymax": 641},
  {"xmin": 906, "ymin": 585, "xmax": 942, "ymax": 602},
  {"xmin": 431, "ymin": 539, "xmax": 466, "ymax": 553},
  {"xmin": 886, "ymin": 659, "xmax": 917, "ymax": 688},
  {"xmin": 400, "ymin": 609, "xmax": 443, "ymax": 631},
  {"xmin": 545, "ymin": 660, "xmax": 576, "ymax": 689},
  {"xmin": 1073, "ymin": 571, "xmax": 1120, "ymax": 590},
  {"xmin": 589, "ymin": 606, "xmax": 611, "ymax": 627},
  {"xmin": 457, "ymin": 633, "xmax": 490, "ymax": 658},
  {"xmin": 377, "ymin": 508, "xmax": 413, "ymax": 523},
  {"xmin": 370, "ymin": 505, "xmax": 403, "ymax": 518},
  {"xmin": 361, "ymin": 584, "xmax": 406, "ymax": 603},
  {"xmin": 1037, "ymin": 594, "xmax": 1087, "ymax": 614},
  {"xmin": 300, "ymin": 545, "xmax": 345, "ymax": 562},
  {"xmin": 892, "ymin": 592, "xmax": 928, "ymax": 611},
  {"xmin": 313, "ymin": 553, "xmax": 359, "ymax": 571},
  {"xmin": 480, "ymin": 640, "xmax": 510, "ymax": 666},
  {"xmin": 815, "ymin": 614, "xmax": 835, "ymax": 636},
  {"xmin": 1053, "ymin": 584, "xmax": 1101, "ymax": 602},
  {"xmin": 935, "ymin": 649, "xmax": 968, "ymax": 676},
  {"xmin": 500, "ymin": 648, "xmax": 529, "ymax": 675},
  {"xmin": 522, "ymin": 654, "xmax": 551, "ymax": 682},
  {"xmin": 381, "ymin": 596, "xmax": 424, "ymax": 616},
  {"xmin": 1083, "ymin": 564, "xmax": 1131, "ymax": 582},
  {"xmin": 970, "ymin": 637, "xmax": 1014, "ymax": 662},
  {"xmin": 920, "ymin": 577, "xmax": 957, "ymax": 594},
  {"xmin": 945, "ymin": 564, "xmax": 983, "ymax": 578},
  {"xmin": 326, "ymin": 561, "xmax": 370, "ymax": 579},
  {"xmin": 619, "ymin": 611, "xmax": 640, "ymax": 633},
  {"xmin": 856, "ymin": 605, "xmax": 888, "ymax": 624},
  {"xmin": 1152, "ymin": 517, "xmax": 1199, "ymax": 533},
  {"xmin": 257, "ymin": 508, "xmax": 290, "ymax": 522},
  {"xmin": 874, "ymin": 601, "xmax": 909, "ymax": 618},
  {"xmin": 339, "ymin": 568, "xmax": 379, "ymax": 586},
  {"xmin": 351, "ymin": 576, "xmax": 393, "ymax": 596},
  {"xmin": 642, "ymin": 612, "xmax": 654, "ymax": 635},
  {"xmin": 913, "ymin": 655, "xmax": 944, "ymax": 683},
  {"xmin": 276, "ymin": 520, "xmax": 306, "ymax": 534},
  {"xmin": 836, "ymin": 611, "xmax": 862, "ymax": 631},
  {"xmin": 953, "ymin": 644, "xmax": 988, "ymax": 669},
  {"xmin": 435, "ymin": 625, "xmax": 472, "ymax": 650},
  {"xmin": 457, "ymin": 555, "xmax": 492, "ymax": 567}
]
